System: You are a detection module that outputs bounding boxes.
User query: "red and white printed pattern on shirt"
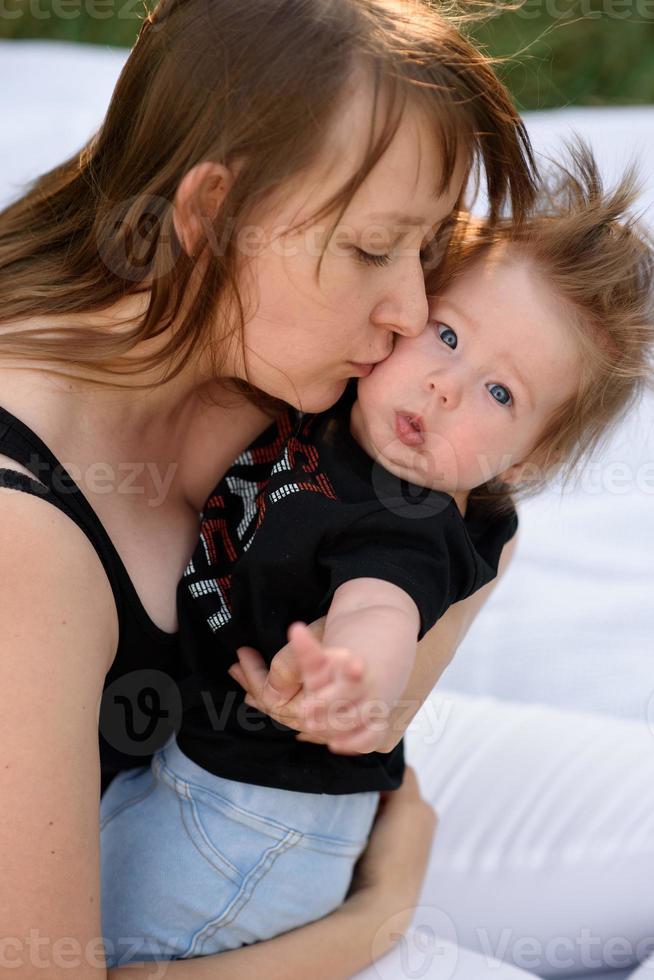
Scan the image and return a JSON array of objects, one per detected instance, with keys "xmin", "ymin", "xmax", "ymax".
[{"xmin": 183, "ymin": 411, "xmax": 338, "ymax": 634}]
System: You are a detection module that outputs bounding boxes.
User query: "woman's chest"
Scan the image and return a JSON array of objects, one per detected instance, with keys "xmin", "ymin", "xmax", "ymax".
[
  {"xmin": 0, "ymin": 378, "xmax": 274, "ymax": 634},
  {"xmin": 89, "ymin": 487, "xmax": 202, "ymax": 635}
]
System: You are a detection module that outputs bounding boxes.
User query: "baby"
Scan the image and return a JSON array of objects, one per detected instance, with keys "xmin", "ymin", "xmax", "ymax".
[{"xmin": 99, "ymin": 145, "xmax": 654, "ymax": 967}]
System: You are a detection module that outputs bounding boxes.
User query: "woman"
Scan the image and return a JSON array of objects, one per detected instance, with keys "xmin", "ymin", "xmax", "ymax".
[{"xmin": 0, "ymin": 0, "xmax": 579, "ymax": 977}]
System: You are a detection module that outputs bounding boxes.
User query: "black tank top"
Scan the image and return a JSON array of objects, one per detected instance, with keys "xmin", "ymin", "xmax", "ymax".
[{"xmin": 0, "ymin": 406, "xmax": 181, "ymax": 797}]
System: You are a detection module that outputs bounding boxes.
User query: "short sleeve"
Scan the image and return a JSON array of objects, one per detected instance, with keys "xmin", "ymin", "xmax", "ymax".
[
  {"xmin": 463, "ymin": 499, "xmax": 519, "ymax": 588},
  {"xmin": 316, "ymin": 506, "xmax": 475, "ymax": 640}
]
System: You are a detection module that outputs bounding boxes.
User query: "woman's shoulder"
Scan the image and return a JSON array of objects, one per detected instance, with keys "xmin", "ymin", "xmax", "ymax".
[{"xmin": 0, "ymin": 481, "xmax": 119, "ymax": 670}]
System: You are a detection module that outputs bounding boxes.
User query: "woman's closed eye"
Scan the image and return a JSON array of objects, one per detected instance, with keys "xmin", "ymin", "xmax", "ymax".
[
  {"xmin": 436, "ymin": 323, "xmax": 513, "ymax": 408},
  {"xmin": 354, "ymin": 247, "xmax": 392, "ymax": 268},
  {"xmin": 356, "ymin": 231, "xmax": 445, "ymax": 270}
]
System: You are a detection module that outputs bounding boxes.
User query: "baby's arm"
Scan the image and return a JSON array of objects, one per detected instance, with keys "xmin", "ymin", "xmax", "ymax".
[{"xmin": 290, "ymin": 578, "xmax": 421, "ymax": 753}]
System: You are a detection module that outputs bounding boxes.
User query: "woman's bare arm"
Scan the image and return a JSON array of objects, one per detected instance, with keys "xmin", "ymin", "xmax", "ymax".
[
  {"xmin": 0, "ymin": 491, "xmax": 117, "ymax": 980},
  {"xmin": 109, "ymin": 900, "xmax": 379, "ymax": 980}
]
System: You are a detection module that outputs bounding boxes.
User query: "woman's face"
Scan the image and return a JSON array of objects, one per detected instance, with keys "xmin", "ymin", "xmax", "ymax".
[{"xmin": 229, "ymin": 88, "xmax": 468, "ymax": 413}]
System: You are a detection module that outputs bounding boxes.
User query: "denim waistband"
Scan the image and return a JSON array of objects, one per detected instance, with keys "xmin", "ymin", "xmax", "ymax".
[{"xmin": 153, "ymin": 735, "xmax": 381, "ymax": 853}]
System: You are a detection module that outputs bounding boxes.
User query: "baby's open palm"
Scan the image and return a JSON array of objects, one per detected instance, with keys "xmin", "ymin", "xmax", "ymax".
[{"xmin": 288, "ymin": 622, "xmax": 381, "ymax": 755}]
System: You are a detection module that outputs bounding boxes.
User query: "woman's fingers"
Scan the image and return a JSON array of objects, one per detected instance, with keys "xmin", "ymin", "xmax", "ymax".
[
  {"xmin": 234, "ymin": 645, "xmax": 269, "ymax": 700},
  {"xmin": 227, "ymin": 661, "xmax": 251, "ymax": 691}
]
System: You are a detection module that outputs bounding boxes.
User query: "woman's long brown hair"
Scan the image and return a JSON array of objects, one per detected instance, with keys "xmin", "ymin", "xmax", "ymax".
[{"xmin": 0, "ymin": 0, "xmax": 537, "ymax": 394}]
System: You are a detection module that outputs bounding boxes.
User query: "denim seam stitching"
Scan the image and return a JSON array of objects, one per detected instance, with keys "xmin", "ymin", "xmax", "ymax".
[
  {"xmin": 155, "ymin": 748, "xmax": 372, "ymax": 854},
  {"xmin": 155, "ymin": 750, "xmax": 295, "ymax": 838},
  {"xmin": 185, "ymin": 829, "xmax": 302, "ymax": 957},
  {"xmin": 99, "ymin": 774, "xmax": 157, "ymax": 831},
  {"xmin": 178, "ymin": 782, "xmax": 243, "ymax": 884}
]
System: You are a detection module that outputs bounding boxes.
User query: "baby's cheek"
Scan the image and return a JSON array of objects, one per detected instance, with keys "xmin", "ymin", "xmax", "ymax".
[
  {"xmin": 415, "ymin": 435, "xmax": 460, "ymax": 489},
  {"xmin": 448, "ymin": 438, "xmax": 490, "ymax": 490}
]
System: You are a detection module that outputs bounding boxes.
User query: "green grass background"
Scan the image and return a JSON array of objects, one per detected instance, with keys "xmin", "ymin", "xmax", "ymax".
[{"xmin": 0, "ymin": 0, "xmax": 652, "ymax": 109}]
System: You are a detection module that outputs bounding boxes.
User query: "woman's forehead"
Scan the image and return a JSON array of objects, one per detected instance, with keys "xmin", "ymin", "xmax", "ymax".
[{"xmin": 278, "ymin": 95, "xmax": 466, "ymax": 233}]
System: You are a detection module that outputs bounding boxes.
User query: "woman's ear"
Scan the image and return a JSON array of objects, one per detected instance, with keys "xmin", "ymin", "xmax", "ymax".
[{"xmin": 173, "ymin": 160, "xmax": 237, "ymax": 257}]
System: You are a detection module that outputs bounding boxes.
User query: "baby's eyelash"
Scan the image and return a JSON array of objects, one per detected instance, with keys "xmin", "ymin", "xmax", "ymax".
[{"xmin": 354, "ymin": 248, "xmax": 392, "ymax": 269}]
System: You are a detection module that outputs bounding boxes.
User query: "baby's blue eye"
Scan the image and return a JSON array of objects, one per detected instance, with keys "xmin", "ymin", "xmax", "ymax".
[
  {"xmin": 487, "ymin": 383, "xmax": 513, "ymax": 407},
  {"xmin": 437, "ymin": 324, "xmax": 457, "ymax": 349}
]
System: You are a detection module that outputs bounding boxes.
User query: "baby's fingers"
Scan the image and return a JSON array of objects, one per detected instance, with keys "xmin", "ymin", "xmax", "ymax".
[
  {"xmin": 305, "ymin": 654, "xmax": 367, "ymax": 707},
  {"xmin": 302, "ymin": 673, "xmax": 366, "ymax": 717},
  {"xmin": 327, "ymin": 726, "xmax": 381, "ymax": 755},
  {"xmin": 288, "ymin": 621, "xmax": 336, "ymax": 692},
  {"xmin": 299, "ymin": 696, "xmax": 363, "ymax": 735}
]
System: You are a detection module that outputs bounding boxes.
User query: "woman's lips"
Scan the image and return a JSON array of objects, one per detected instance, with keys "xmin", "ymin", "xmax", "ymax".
[
  {"xmin": 349, "ymin": 362, "xmax": 375, "ymax": 377},
  {"xmin": 395, "ymin": 412, "xmax": 425, "ymax": 447},
  {"xmin": 349, "ymin": 348, "xmax": 393, "ymax": 377}
]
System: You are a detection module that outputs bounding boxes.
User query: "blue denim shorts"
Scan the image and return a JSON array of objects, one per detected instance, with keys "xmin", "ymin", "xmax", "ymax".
[{"xmin": 99, "ymin": 734, "xmax": 381, "ymax": 967}]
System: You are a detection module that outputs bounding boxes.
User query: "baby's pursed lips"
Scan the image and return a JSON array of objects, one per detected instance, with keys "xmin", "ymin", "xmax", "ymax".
[
  {"xmin": 401, "ymin": 412, "xmax": 424, "ymax": 433},
  {"xmin": 395, "ymin": 411, "xmax": 426, "ymax": 446}
]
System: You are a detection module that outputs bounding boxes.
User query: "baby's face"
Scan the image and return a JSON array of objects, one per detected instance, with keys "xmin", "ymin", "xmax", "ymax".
[{"xmin": 351, "ymin": 248, "xmax": 582, "ymax": 498}]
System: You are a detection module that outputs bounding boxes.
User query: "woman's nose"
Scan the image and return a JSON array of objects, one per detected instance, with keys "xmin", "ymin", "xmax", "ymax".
[{"xmin": 371, "ymin": 261, "xmax": 429, "ymax": 338}]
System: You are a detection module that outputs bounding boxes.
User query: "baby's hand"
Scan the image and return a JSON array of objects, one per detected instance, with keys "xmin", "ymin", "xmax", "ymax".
[{"xmin": 288, "ymin": 622, "xmax": 379, "ymax": 754}]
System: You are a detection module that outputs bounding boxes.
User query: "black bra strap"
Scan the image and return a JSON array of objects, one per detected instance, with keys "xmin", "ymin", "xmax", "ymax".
[
  {"xmin": 0, "ymin": 407, "xmax": 177, "ymax": 641},
  {"xmin": 0, "ymin": 412, "xmax": 78, "ymax": 494},
  {"xmin": 0, "ymin": 468, "xmax": 48, "ymax": 495}
]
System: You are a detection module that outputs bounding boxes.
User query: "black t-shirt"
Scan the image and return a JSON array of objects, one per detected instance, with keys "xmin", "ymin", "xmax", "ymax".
[{"xmin": 177, "ymin": 382, "xmax": 518, "ymax": 794}]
